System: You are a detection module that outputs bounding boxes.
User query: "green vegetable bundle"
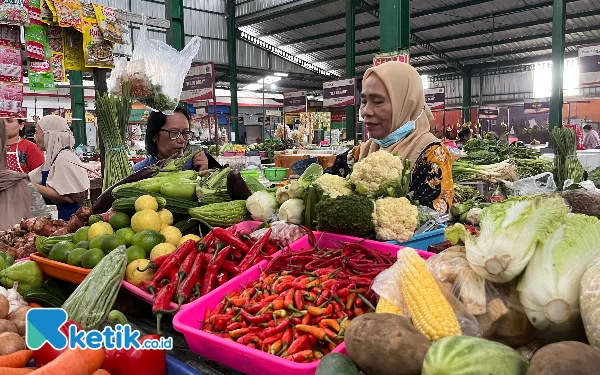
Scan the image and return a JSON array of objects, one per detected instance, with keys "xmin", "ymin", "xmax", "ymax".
[
  {"xmin": 96, "ymin": 83, "xmax": 134, "ymax": 191},
  {"xmin": 551, "ymin": 127, "xmax": 585, "ymax": 189}
]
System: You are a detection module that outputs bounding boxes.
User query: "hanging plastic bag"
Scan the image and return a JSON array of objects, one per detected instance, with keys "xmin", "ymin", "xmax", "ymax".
[
  {"xmin": 507, "ymin": 171, "xmax": 557, "ymax": 196},
  {"xmin": 128, "ymin": 23, "xmax": 201, "ymax": 114}
]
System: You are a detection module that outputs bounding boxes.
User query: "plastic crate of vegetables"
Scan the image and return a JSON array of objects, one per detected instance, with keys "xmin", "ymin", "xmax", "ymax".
[{"xmin": 172, "ymin": 232, "xmax": 432, "ymax": 375}]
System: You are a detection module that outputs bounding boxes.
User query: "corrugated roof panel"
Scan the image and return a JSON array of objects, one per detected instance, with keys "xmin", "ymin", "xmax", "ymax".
[
  {"xmin": 355, "ymin": 25, "xmax": 380, "ymax": 39},
  {"xmin": 184, "ymin": 0, "xmax": 226, "ymax": 13},
  {"xmin": 237, "ymin": 40, "xmax": 270, "ymax": 69},
  {"xmin": 187, "ymin": 36, "xmax": 228, "ymax": 64},
  {"xmin": 184, "ymin": 9, "xmax": 227, "ymax": 39},
  {"xmin": 131, "ymin": 27, "xmax": 166, "ymax": 44},
  {"xmin": 271, "ymin": 56, "xmax": 318, "ymax": 74},
  {"xmin": 90, "ymin": 0, "xmax": 130, "ymax": 10},
  {"xmin": 130, "ymin": 0, "xmax": 165, "ymax": 19},
  {"xmin": 356, "ymin": 42, "xmax": 378, "ymax": 53},
  {"xmin": 235, "ymin": 0, "xmax": 297, "ymax": 17}
]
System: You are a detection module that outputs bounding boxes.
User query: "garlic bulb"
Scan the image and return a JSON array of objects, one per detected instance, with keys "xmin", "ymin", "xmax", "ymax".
[{"xmin": 0, "ymin": 282, "xmax": 27, "ymax": 313}]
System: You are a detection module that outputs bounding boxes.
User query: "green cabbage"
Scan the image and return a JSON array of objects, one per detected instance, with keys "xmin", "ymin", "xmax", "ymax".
[
  {"xmin": 464, "ymin": 195, "xmax": 568, "ymax": 283},
  {"xmin": 518, "ymin": 214, "xmax": 600, "ymax": 334}
]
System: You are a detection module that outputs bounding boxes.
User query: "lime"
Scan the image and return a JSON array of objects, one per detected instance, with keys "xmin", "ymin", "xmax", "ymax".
[
  {"xmin": 74, "ymin": 241, "xmax": 89, "ymax": 250},
  {"xmin": 160, "ymin": 226, "xmax": 182, "ymax": 246},
  {"xmin": 101, "ymin": 234, "xmax": 128, "ymax": 255},
  {"xmin": 73, "ymin": 226, "xmax": 90, "ymax": 243},
  {"xmin": 131, "ymin": 230, "xmax": 165, "ymax": 256},
  {"xmin": 48, "ymin": 241, "xmax": 76, "ymax": 263},
  {"xmin": 89, "ymin": 234, "xmax": 109, "ymax": 250},
  {"xmin": 67, "ymin": 248, "xmax": 87, "ymax": 267},
  {"xmin": 135, "ymin": 195, "xmax": 158, "ymax": 212},
  {"xmin": 81, "ymin": 248, "xmax": 105, "ymax": 269},
  {"xmin": 131, "ymin": 210, "xmax": 162, "ymax": 232},
  {"xmin": 109, "ymin": 212, "xmax": 131, "ymax": 230},
  {"xmin": 126, "ymin": 246, "xmax": 147, "ymax": 264},
  {"xmin": 116, "ymin": 228, "xmax": 136, "ymax": 246},
  {"xmin": 88, "ymin": 221, "xmax": 114, "ymax": 240}
]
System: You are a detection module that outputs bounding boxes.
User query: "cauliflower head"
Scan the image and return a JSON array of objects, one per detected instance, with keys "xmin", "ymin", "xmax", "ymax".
[
  {"xmin": 372, "ymin": 197, "xmax": 419, "ymax": 242},
  {"xmin": 349, "ymin": 150, "xmax": 404, "ymax": 195},
  {"xmin": 313, "ymin": 174, "xmax": 354, "ymax": 198}
]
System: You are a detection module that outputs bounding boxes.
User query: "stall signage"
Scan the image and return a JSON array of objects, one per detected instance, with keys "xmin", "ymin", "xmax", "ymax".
[
  {"xmin": 323, "ymin": 78, "xmax": 355, "ymax": 107},
  {"xmin": 266, "ymin": 110, "xmax": 281, "ymax": 117},
  {"xmin": 181, "ymin": 63, "xmax": 214, "ymax": 102},
  {"xmin": 373, "ymin": 51, "xmax": 409, "ymax": 66},
  {"xmin": 478, "ymin": 106, "xmax": 499, "ymax": 120},
  {"xmin": 579, "ymin": 45, "xmax": 600, "ymax": 86},
  {"xmin": 524, "ymin": 98, "xmax": 550, "ymax": 114},
  {"xmin": 283, "ymin": 91, "xmax": 307, "ymax": 113},
  {"xmin": 424, "ymin": 87, "xmax": 445, "ymax": 111}
]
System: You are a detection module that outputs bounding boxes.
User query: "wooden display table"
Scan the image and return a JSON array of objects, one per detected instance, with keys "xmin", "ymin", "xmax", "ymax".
[{"xmin": 274, "ymin": 153, "xmax": 336, "ymax": 177}]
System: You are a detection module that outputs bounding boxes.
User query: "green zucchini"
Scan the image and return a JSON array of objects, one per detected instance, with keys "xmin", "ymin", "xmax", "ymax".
[
  {"xmin": 24, "ymin": 287, "xmax": 66, "ymax": 308},
  {"xmin": 113, "ymin": 188, "xmax": 198, "ymax": 215},
  {"xmin": 188, "ymin": 200, "xmax": 250, "ymax": 227},
  {"xmin": 61, "ymin": 246, "xmax": 127, "ymax": 330}
]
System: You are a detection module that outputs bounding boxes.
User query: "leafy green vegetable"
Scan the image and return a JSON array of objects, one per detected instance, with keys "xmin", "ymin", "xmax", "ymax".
[{"xmin": 315, "ymin": 195, "xmax": 375, "ymax": 238}]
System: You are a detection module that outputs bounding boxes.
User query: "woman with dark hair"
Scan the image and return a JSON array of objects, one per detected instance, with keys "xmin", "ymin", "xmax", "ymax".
[
  {"xmin": 5, "ymin": 118, "xmax": 45, "ymax": 173},
  {"xmin": 582, "ymin": 124, "xmax": 600, "ymax": 149},
  {"xmin": 133, "ymin": 105, "xmax": 209, "ymax": 172},
  {"xmin": 456, "ymin": 128, "xmax": 471, "ymax": 149}
]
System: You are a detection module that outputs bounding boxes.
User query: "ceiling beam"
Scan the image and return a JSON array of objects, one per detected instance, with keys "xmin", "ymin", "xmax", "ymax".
[
  {"xmin": 236, "ymin": 0, "xmax": 339, "ymax": 27},
  {"xmin": 298, "ymin": 36, "xmax": 380, "ymax": 55},
  {"xmin": 277, "ymin": 21, "xmax": 378, "ymax": 47},
  {"xmin": 214, "ymin": 63, "xmax": 329, "ymax": 82},
  {"xmin": 258, "ymin": 10, "xmax": 365, "ymax": 37},
  {"xmin": 425, "ymin": 8, "xmax": 600, "ymax": 45},
  {"xmin": 411, "ymin": 0, "xmax": 494, "ymax": 18}
]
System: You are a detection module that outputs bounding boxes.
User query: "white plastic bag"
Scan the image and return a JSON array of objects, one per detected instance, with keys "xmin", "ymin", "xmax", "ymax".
[
  {"xmin": 508, "ymin": 172, "xmax": 556, "ymax": 196},
  {"xmin": 129, "ymin": 24, "xmax": 201, "ymax": 114}
]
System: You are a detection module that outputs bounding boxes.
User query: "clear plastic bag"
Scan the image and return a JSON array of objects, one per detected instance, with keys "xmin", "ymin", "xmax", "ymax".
[
  {"xmin": 249, "ymin": 221, "xmax": 305, "ymax": 247},
  {"xmin": 580, "ymin": 259, "xmax": 600, "ymax": 349},
  {"xmin": 107, "ymin": 57, "xmax": 127, "ymax": 95},
  {"xmin": 507, "ymin": 172, "xmax": 557, "ymax": 196},
  {"xmin": 129, "ymin": 23, "xmax": 201, "ymax": 114}
]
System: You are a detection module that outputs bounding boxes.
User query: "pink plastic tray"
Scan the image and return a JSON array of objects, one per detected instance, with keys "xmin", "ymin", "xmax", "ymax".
[
  {"xmin": 122, "ymin": 221, "xmax": 264, "ymax": 310},
  {"xmin": 173, "ymin": 232, "xmax": 432, "ymax": 375}
]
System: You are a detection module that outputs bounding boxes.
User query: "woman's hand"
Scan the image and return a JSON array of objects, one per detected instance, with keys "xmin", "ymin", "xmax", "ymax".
[
  {"xmin": 193, "ymin": 151, "xmax": 209, "ymax": 171},
  {"xmin": 34, "ymin": 184, "xmax": 77, "ymax": 204}
]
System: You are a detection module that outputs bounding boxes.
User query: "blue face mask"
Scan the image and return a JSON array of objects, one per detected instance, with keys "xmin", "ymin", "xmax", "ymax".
[{"xmin": 374, "ymin": 109, "xmax": 424, "ymax": 148}]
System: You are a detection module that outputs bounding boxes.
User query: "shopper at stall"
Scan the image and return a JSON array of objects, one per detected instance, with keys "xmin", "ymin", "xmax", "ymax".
[
  {"xmin": 583, "ymin": 124, "xmax": 600, "ymax": 149},
  {"xmin": 457, "ymin": 128, "xmax": 472, "ymax": 149},
  {"xmin": 133, "ymin": 105, "xmax": 209, "ymax": 172},
  {"xmin": 34, "ymin": 115, "xmax": 90, "ymax": 221},
  {"xmin": 5, "ymin": 118, "xmax": 45, "ymax": 173},
  {"xmin": 358, "ymin": 62, "xmax": 453, "ymax": 214}
]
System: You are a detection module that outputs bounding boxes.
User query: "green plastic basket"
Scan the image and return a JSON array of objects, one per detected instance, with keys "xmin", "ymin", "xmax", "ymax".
[
  {"xmin": 240, "ymin": 170, "xmax": 260, "ymax": 179},
  {"xmin": 263, "ymin": 167, "xmax": 288, "ymax": 181}
]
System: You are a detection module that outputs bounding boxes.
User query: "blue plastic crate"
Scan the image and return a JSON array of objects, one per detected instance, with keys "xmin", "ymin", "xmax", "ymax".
[{"xmin": 385, "ymin": 224, "xmax": 447, "ymax": 250}]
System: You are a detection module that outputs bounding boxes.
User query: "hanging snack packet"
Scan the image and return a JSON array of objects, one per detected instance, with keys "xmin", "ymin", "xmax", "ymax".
[
  {"xmin": 52, "ymin": 53, "xmax": 66, "ymax": 81},
  {"xmin": 0, "ymin": 83, "xmax": 23, "ymax": 117},
  {"xmin": 63, "ymin": 27, "xmax": 89, "ymax": 72},
  {"xmin": 0, "ymin": 46, "xmax": 22, "ymax": 84},
  {"xmin": 41, "ymin": 0, "xmax": 54, "ymax": 24},
  {"xmin": 92, "ymin": 4, "xmax": 123, "ymax": 44},
  {"xmin": 44, "ymin": 0, "xmax": 57, "ymax": 23},
  {"xmin": 54, "ymin": 0, "xmax": 83, "ymax": 33},
  {"xmin": 82, "ymin": 4, "xmax": 114, "ymax": 68},
  {"xmin": 0, "ymin": 25, "xmax": 20, "ymax": 48},
  {"xmin": 29, "ymin": 58, "xmax": 55, "ymax": 90},
  {"xmin": 114, "ymin": 8, "xmax": 130, "ymax": 45},
  {"xmin": 47, "ymin": 25, "xmax": 63, "ymax": 53},
  {"xmin": 0, "ymin": 0, "xmax": 30, "ymax": 26},
  {"xmin": 25, "ymin": 0, "xmax": 50, "ymax": 61}
]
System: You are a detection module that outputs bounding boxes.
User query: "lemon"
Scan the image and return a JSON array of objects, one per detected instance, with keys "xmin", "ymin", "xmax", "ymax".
[
  {"xmin": 131, "ymin": 210, "xmax": 162, "ymax": 233},
  {"xmin": 88, "ymin": 222, "xmax": 114, "ymax": 240},
  {"xmin": 160, "ymin": 226, "xmax": 182, "ymax": 246},
  {"xmin": 157, "ymin": 209, "xmax": 174, "ymax": 225},
  {"xmin": 126, "ymin": 259, "xmax": 155, "ymax": 287},
  {"xmin": 178, "ymin": 234, "xmax": 201, "ymax": 246},
  {"xmin": 135, "ymin": 195, "xmax": 158, "ymax": 212},
  {"xmin": 150, "ymin": 243, "xmax": 176, "ymax": 261},
  {"xmin": 160, "ymin": 222, "xmax": 168, "ymax": 230}
]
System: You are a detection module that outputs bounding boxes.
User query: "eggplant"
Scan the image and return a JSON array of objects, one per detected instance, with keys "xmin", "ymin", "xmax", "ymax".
[
  {"xmin": 226, "ymin": 170, "xmax": 253, "ymax": 200},
  {"xmin": 92, "ymin": 166, "xmax": 158, "ymax": 214}
]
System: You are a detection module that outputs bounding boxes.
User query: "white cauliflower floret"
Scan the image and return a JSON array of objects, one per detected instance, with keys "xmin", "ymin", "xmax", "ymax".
[
  {"xmin": 349, "ymin": 150, "xmax": 404, "ymax": 195},
  {"xmin": 372, "ymin": 197, "xmax": 419, "ymax": 242},
  {"xmin": 313, "ymin": 174, "xmax": 354, "ymax": 198}
]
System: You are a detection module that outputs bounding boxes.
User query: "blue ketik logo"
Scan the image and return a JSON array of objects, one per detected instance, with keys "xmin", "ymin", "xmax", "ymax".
[{"xmin": 26, "ymin": 308, "xmax": 69, "ymax": 350}]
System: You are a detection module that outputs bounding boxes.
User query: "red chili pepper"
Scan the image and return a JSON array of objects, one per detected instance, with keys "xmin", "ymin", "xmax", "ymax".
[
  {"xmin": 176, "ymin": 248, "xmax": 197, "ymax": 286},
  {"xmin": 148, "ymin": 240, "xmax": 197, "ymax": 295},
  {"xmin": 152, "ymin": 278, "xmax": 178, "ymax": 335},
  {"xmin": 241, "ymin": 310, "xmax": 272, "ymax": 324},
  {"xmin": 291, "ymin": 317, "xmax": 302, "ymax": 325},
  {"xmin": 200, "ymin": 245, "xmax": 232, "ymax": 296},
  {"xmin": 262, "ymin": 331, "xmax": 285, "ymax": 346},
  {"xmin": 301, "ymin": 312, "xmax": 311, "ymax": 325},
  {"xmin": 258, "ymin": 318, "xmax": 289, "ymax": 340},
  {"xmin": 230, "ymin": 328, "xmax": 251, "ymax": 338},
  {"xmin": 243, "ymin": 301, "xmax": 270, "ymax": 314},
  {"xmin": 237, "ymin": 334, "xmax": 259, "ymax": 345},
  {"xmin": 202, "ymin": 253, "xmax": 240, "ymax": 275},
  {"xmin": 294, "ymin": 290, "xmax": 304, "ymax": 310},
  {"xmin": 238, "ymin": 228, "xmax": 273, "ymax": 272},
  {"xmin": 249, "ymin": 326, "xmax": 265, "ymax": 333},
  {"xmin": 171, "ymin": 251, "xmax": 204, "ymax": 312},
  {"xmin": 135, "ymin": 253, "xmax": 170, "ymax": 273},
  {"xmin": 346, "ymin": 292, "xmax": 357, "ymax": 310},
  {"xmin": 322, "ymin": 327, "xmax": 337, "ymax": 340},
  {"xmin": 336, "ymin": 287, "xmax": 350, "ymax": 298},
  {"xmin": 281, "ymin": 328, "xmax": 293, "ymax": 352},
  {"xmin": 212, "ymin": 227, "xmax": 251, "ymax": 253},
  {"xmin": 226, "ymin": 322, "xmax": 243, "ymax": 331},
  {"xmin": 284, "ymin": 335, "xmax": 309, "ymax": 356},
  {"xmin": 307, "ymin": 334, "xmax": 318, "ymax": 347},
  {"xmin": 284, "ymin": 287, "xmax": 295, "ymax": 310},
  {"xmin": 217, "ymin": 272, "xmax": 229, "ymax": 286}
]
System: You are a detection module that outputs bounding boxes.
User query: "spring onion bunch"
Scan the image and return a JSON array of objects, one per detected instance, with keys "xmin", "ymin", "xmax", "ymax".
[
  {"xmin": 551, "ymin": 127, "xmax": 585, "ymax": 189},
  {"xmin": 96, "ymin": 83, "xmax": 134, "ymax": 191},
  {"xmin": 508, "ymin": 157, "xmax": 553, "ymax": 179},
  {"xmin": 452, "ymin": 160, "xmax": 518, "ymax": 183}
]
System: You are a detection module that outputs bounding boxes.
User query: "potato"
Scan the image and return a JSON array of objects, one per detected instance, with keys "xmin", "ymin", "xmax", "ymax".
[
  {"xmin": 7, "ymin": 306, "xmax": 32, "ymax": 323},
  {"xmin": 0, "ymin": 294, "xmax": 8, "ymax": 319},
  {"xmin": 14, "ymin": 321, "xmax": 25, "ymax": 336},
  {"xmin": 0, "ymin": 319, "xmax": 17, "ymax": 334},
  {"xmin": 527, "ymin": 341, "xmax": 600, "ymax": 375},
  {"xmin": 0, "ymin": 332, "xmax": 26, "ymax": 355},
  {"xmin": 345, "ymin": 313, "xmax": 431, "ymax": 375}
]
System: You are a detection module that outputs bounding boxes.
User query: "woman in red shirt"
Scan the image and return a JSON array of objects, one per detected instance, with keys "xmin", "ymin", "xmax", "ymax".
[{"xmin": 6, "ymin": 118, "xmax": 45, "ymax": 173}]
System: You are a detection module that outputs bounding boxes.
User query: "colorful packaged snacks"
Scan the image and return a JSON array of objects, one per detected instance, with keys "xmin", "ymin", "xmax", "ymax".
[
  {"xmin": 52, "ymin": 52, "xmax": 66, "ymax": 81},
  {"xmin": 82, "ymin": 4, "xmax": 114, "ymax": 69},
  {"xmin": 0, "ymin": 25, "xmax": 20, "ymax": 48},
  {"xmin": 28, "ymin": 58, "xmax": 55, "ymax": 90},
  {"xmin": 0, "ymin": 83, "xmax": 24, "ymax": 117},
  {"xmin": 92, "ymin": 4, "xmax": 125, "ymax": 44},
  {"xmin": 0, "ymin": 46, "xmax": 22, "ymax": 84},
  {"xmin": 54, "ymin": 0, "xmax": 83, "ymax": 32},
  {"xmin": 63, "ymin": 27, "xmax": 88, "ymax": 72},
  {"xmin": 0, "ymin": 0, "xmax": 30, "ymax": 27}
]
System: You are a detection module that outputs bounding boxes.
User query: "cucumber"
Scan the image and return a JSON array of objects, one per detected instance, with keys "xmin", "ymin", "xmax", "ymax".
[
  {"xmin": 113, "ymin": 188, "xmax": 198, "ymax": 215},
  {"xmin": 37, "ymin": 234, "xmax": 75, "ymax": 257},
  {"xmin": 24, "ymin": 287, "xmax": 66, "ymax": 308},
  {"xmin": 316, "ymin": 353, "xmax": 360, "ymax": 375}
]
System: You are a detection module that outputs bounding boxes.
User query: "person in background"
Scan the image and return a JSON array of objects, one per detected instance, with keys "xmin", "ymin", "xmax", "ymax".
[
  {"xmin": 5, "ymin": 118, "xmax": 45, "ymax": 173},
  {"xmin": 358, "ymin": 62, "xmax": 454, "ymax": 214},
  {"xmin": 34, "ymin": 115, "xmax": 90, "ymax": 221},
  {"xmin": 582, "ymin": 124, "xmax": 600, "ymax": 149},
  {"xmin": 133, "ymin": 105, "xmax": 209, "ymax": 172},
  {"xmin": 456, "ymin": 128, "xmax": 472, "ymax": 149},
  {"xmin": 128, "ymin": 127, "xmax": 145, "ymax": 151}
]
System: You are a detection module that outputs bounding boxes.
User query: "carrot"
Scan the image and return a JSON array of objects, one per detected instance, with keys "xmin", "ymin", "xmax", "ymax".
[
  {"xmin": 30, "ymin": 348, "xmax": 104, "ymax": 375},
  {"xmin": 28, "ymin": 303, "xmax": 42, "ymax": 308},
  {"xmin": 0, "ymin": 368, "xmax": 34, "ymax": 374},
  {"xmin": 0, "ymin": 350, "xmax": 34, "ymax": 368},
  {"xmin": 92, "ymin": 370, "xmax": 111, "ymax": 375}
]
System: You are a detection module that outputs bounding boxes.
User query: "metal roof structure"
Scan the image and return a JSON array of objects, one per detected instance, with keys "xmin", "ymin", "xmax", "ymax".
[{"xmin": 230, "ymin": 0, "xmax": 600, "ymax": 84}]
